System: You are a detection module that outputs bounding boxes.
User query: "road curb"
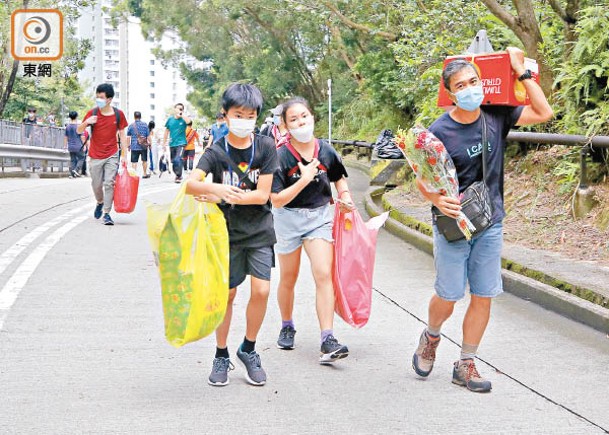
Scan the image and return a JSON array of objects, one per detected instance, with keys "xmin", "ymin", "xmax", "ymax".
[{"xmin": 363, "ymin": 186, "xmax": 609, "ymax": 333}]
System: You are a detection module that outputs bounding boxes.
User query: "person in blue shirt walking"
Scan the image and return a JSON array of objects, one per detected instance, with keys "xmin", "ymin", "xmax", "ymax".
[
  {"xmin": 163, "ymin": 103, "xmax": 191, "ymax": 183},
  {"xmin": 207, "ymin": 112, "xmax": 229, "ymax": 148},
  {"xmin": 126, "ymin": 111, "xmax": 150, "ymax": 178},
  {"xmin": 64, "ymin": 111, "xmax": 86, "ymax": 178}
]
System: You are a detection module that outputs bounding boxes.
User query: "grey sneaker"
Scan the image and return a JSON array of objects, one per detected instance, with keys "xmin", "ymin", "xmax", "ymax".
[
  {"xmin": 319, "ymin": 335, "xmax": 348, "ymax": 364},
  {"xmin": 236, "ymin": 347, "xmax": 266, "ymax": 386},
  {"xmin": 412, "ymin": 330, "xmax": 441, "ymax": 377},
  {"xmin": 277, "ymin": 326, "xmax": 296, "ymax": 349},
  {"xmin": 452, "ymin": 359, "xmax": 492, "ymax": 393},
  {"xmin": 208, "ymin": 357, "xmax": 234, "ymax": 387}
]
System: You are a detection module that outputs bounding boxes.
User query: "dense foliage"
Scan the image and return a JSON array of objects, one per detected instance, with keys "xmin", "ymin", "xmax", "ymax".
[
  {"xmin": 0, "ymin": 0, "xmax": 94, "ymax": 122},
  {"xmin": 121, "ymin": 0, "xmax": 606, "ymax": 141}
]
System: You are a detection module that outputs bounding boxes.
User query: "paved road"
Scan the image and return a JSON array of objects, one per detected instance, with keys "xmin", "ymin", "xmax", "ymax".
[{"xmin": 0, "ymin": 171, "xmax": 608, "ymax": 434}]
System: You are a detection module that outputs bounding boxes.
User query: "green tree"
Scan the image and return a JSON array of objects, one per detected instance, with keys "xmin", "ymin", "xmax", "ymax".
[{"xmin": 0, "ymin": 0, "xmax": 93, "ymax": 119}]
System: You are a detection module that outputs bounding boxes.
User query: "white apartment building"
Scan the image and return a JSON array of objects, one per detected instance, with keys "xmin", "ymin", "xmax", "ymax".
[{"xmin": 76, "ymin": 3, "xmax": 197, "ymax": 124}]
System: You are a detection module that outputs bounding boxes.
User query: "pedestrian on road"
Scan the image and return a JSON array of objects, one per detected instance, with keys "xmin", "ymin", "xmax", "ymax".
[
  {"xmin": 148, "ymin": 121, "xmax": 157, "ymax": 175},
  {"xmin": 260, "ymin": 104, "xmax": 289, "ymax": 147},
  {"xmin": 186, "ymin": 83, "xmax": 278, "ymax": 387},
  {"xmin": 207, "ymin": 112, "xmax": 229, "ymax": 148},
  {"xmin": 411, "ymin": 47, "xmax": 553, "ymax": 393},
  {"xmin": 77, "ymin": 83, "xmax": 129, "ymax": 226},
  {"xmin": 182, "ymin": 121, "xmax": 200, "ymax": 172},
  {"xmin": 64, "ymin": 111, "xmax": 86, "ymax": 178},
  {"xmin": 22, "ymin": 107, "xmax": 37, "ymax": 143},
  {"xmin": 163, "ymin": 103, "xmax": 191, "ymax": 183},
  {"xmin": 270, "ymin": 97, "xmax": 355, "ymax": 363},
  {"xmin": 126, "ymin": 111, "xmax": 151, "ymax": 178}
]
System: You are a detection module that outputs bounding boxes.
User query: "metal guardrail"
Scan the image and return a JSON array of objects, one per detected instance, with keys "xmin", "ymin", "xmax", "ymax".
[
  {"xmin": 332, "ymin": 131, "xmax": 609, "ymax": 188},
  {"xmin": 0, "ymin": 119, "xmax": 65, "ymax": 148},
  {"xmin": 1, "ymin": 119, "xmax": 67, "ymax": 174}
]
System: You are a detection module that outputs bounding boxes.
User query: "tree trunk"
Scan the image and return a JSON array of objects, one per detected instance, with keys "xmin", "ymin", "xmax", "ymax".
[
  {"xmin": 0, "ymin": 0, "xmax": 29, "ymax": 117},
  {"xmin": 0, "ymin": 60, "xmax": 20, "ymax": 117},
  {"xmin": 480, "ymin": 0, "xmax": 554, "ymax": 95}
]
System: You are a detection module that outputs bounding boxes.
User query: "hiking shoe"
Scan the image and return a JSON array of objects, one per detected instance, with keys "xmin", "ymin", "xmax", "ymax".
[
  {"xmin": 319, "ymin": 335, "xmax": 349, "ymax": 364},
  {"xmin": 452, "ymin": 359, "xmax": 492, "ymax": 393},
  {"xmin": 412, "ymin": 330, "xmax": 441, "ymax": 378},
  {"xmin": 94, "ymin": 203, "xmax": 103, "ymax": 219},
  {"xmin": 208, "ymin": 357, "xmax": 234, "ymax": 387},
  {"xmin": 277, "ymin": 326, "xmax": 296, "ymax": 350},
  {"xmin": 102, "ymin": 213, "xmax": 114, "ymax": 226},
  {"xmin": 236, "ymin": 347, "xmax": 266, "ymax": 386}
]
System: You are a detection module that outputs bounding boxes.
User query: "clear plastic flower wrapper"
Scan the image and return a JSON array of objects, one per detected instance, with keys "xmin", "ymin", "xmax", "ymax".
[{"xmin": 394, "ymin": 126, "xmax": 476, "ymax": 240}]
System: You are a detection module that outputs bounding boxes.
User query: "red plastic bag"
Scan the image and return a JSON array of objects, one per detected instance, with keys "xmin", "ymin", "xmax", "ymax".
[
  {"xmin": 332, "ymin": 207, "xmax": 388, "ymax": 328},
  {"xmin": 114, "ymin": 161, "xmax": 140, "ymax": 213}
]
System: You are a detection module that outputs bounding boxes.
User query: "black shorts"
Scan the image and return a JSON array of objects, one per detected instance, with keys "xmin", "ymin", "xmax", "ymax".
[
  {"xmin": 131, "ymin": 149, "xmax": 148, "ymax": 163},
  {"xmin": 229, "ymin": 246, "xmax": 275, "ymax": 289},
  {"xmin": 183, "ymin": 149, "xmax": 196, "ymax": 158}
]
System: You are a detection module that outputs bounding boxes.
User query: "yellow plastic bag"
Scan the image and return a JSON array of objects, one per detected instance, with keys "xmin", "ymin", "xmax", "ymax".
[{"xmin": 146, "ymin": 185, "xmax": 229, "ymax": 348}]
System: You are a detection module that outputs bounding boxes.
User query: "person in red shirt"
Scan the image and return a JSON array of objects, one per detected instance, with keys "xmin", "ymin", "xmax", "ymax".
[{"xmin": 77, "ymin": 83, "xmax": 129, "ymax": 226}]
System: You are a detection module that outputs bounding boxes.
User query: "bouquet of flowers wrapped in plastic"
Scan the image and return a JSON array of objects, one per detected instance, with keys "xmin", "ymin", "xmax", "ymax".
[{"xmin": 394, "ymin": 126, "xmax": 476, "ymax": 240}]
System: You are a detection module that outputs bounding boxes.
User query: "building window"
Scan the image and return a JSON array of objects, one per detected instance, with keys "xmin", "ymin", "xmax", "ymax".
[
  {"xmin": 150, "ymin": 115, "xmax": 155, "ymax": 121},
  {"xmin": 150, "ymin": 59, "xmax": 155, "ymax": 65},
  {"xmin": 150, "ymin": 82, "xmax": 155, "ymax": 88},
  {"xmin": 150, "ymin": 104, "xmax": 155, "ymax": 110},
  {"xmin": 150, "ymin": 71, "xmax": 155, "ymax": 76},
  {"xmin": 150, "ymin": 93, "xmax": 155, "ymax": 99}
]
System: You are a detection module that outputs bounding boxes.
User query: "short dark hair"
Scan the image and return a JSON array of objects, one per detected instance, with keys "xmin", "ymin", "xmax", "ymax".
[
  {"xmin": 215, "ymin": 112, "xmax": 224, "ymax": 120},
  {"xmin": 442, "ymin": 59, "xmax": 479, "ymax": 91},
  {"xmin": 134, "ymin": 111, "xmax": 141, "ymax": 119},
  {"xmin": 221, "ymin": 83, "xmax": 264, "ymax": 116},
  {"xmin": 68, "ymin": 111, "xmax": 78, "ymax": 120},
  {"xmin": 175, "ymin": 103, "xmax": 184, "ymax": 109},
  {"xmin": 148, "ymin": 120, "xmax": 155, "ymax": 130},
  {"xmin": 28, "ymin": 107, "xmax": 36, "ymax": 113},
  {"xmin": 281, "ymin": 96, "xmax": 314, "ymax": 122},
  {"xmin": 187, "ymin": 120, "xmax": 193, "ymax": 126},
  {"xmin": 96, "ymin": 83, "xmax": 115, "ymax": 99}
]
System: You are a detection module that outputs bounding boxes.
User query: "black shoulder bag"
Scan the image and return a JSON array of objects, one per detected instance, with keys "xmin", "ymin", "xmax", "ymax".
[{"xmin": 432, "ymin": 113, "xmax": 493, "ymax": 242}]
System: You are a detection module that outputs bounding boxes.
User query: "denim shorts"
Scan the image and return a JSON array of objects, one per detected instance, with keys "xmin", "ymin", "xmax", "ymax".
[
  {"xmin": 272, "ymin": 204, "xmax": 333, "ymax": 255},
  {"xmin": 432, "ymin": 222, "xmax": 504, "ymax": 301},
  {"xmin": 229, "ymin": 245, "xmax": 275, "ymax": 289}
]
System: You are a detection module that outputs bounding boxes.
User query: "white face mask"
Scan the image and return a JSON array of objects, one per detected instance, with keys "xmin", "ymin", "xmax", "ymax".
[
  {"xmin": 228, "ymin": 117, "xmax": 256, "ymax": 138},
  {"xmin": 289, "ymin": 122, "xmax": 314, "ymax": 143}
]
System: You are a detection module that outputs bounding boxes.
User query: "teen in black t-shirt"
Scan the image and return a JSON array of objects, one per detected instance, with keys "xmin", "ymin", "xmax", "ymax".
[
  {"xmin": 186, "ymin": 83, "xmax": 278, "ymax": 387},
  {"xmin": 270, "ymin": 97, "xmax": 355, "ymax": 363}
]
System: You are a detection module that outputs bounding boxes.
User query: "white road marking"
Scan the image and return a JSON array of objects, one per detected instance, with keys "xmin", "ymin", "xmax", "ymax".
[
  {"xmin": 0, "ymin": 184, "xmax": 179, "ymax": 330},
  {"xmin": 0, "ymin": 206, "xmax": 88, "ymax": 278},
  {"xmin": 0, "ymin": 216, "xmax": 88, "ymax": 329}
]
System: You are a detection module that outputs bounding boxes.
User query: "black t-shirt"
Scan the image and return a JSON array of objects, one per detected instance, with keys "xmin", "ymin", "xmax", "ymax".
[
  {"xmin": 272, "ymin": 139, "xmax": 348, "ymax": 209},
  {"xmin": 429, "ymin": 105, "xmax": 524, "ymax": 224},
  {"xmin": 196, "ymin": 134, "xmax": 278, "ymax": 248}
]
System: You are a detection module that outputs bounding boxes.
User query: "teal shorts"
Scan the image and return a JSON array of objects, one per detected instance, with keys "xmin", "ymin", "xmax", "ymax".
[{"xmin": 432, "ymin": 222, "xmax": 504, "ymax": 301}]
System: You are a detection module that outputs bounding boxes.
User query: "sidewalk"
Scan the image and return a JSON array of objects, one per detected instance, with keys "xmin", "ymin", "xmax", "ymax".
[{"xmin": 345, "ymin": 160, "xmax": 609, "ymax": 333}]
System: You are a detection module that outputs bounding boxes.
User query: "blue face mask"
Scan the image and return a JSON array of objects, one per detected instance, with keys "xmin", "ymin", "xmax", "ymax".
[
  {"xmin": 272, "ymin": 115, "xmax": 281, "ymax": 126},
  {"xmin": 453, "ymin": 86, "xmax": 484, "ymax": 111},
  {"xmin": 95, "ymin": 98, "xmax": 107, "ymax": 109}
]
